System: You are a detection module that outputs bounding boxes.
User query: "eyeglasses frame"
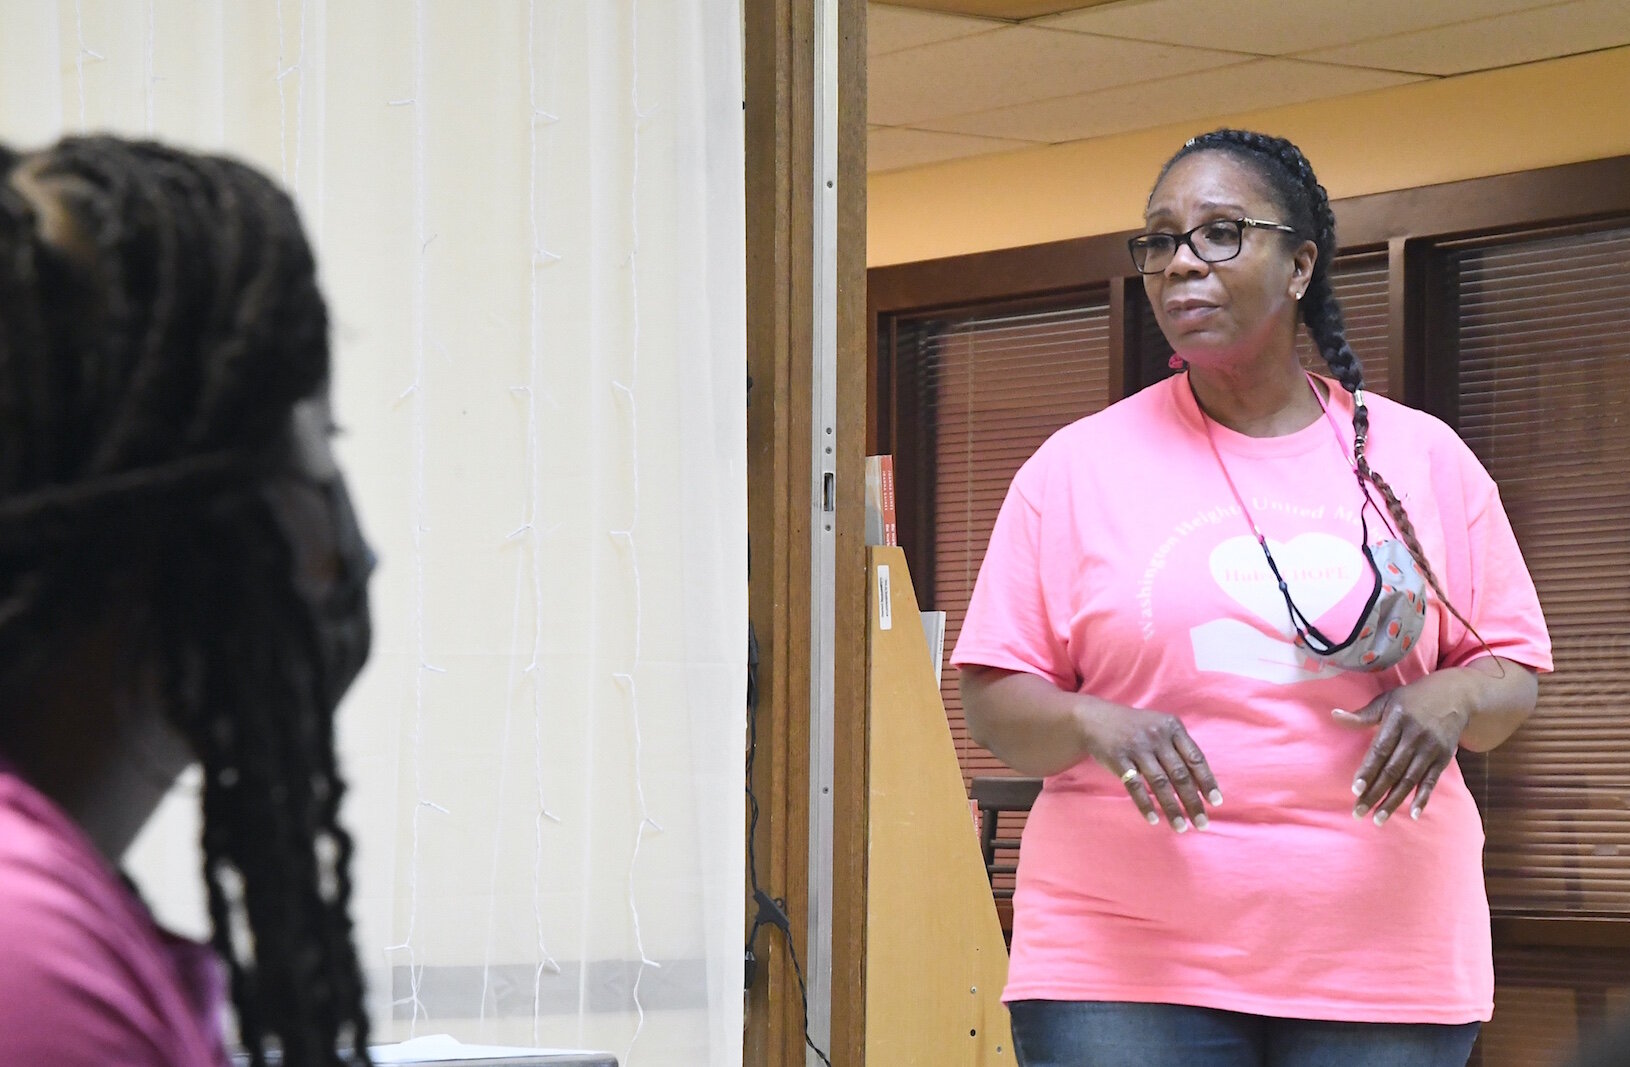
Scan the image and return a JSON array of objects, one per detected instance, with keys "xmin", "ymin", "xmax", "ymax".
[{"xmin": 1127, "ymin": 217, "xmax": 1301, "ymax": 275}]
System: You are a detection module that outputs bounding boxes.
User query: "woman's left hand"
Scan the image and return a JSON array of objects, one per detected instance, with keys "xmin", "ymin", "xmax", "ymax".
[{"xmin": 1332, "ymin": 675, "xmax": 1473, "ymax": 826}]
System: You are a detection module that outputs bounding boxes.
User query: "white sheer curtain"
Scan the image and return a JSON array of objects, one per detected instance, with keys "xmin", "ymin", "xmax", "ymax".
[{"xmin": 0, "ymin": 3, "xmax": 746, "ymax": 1064}]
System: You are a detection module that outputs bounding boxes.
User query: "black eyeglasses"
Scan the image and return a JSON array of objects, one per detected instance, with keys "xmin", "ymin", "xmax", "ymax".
[{"xmin": 1127, "ymin": 217, "xmax": 1299, "ymax": 274}]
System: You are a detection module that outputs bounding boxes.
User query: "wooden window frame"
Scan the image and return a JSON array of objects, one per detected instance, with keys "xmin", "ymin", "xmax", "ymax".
[{"xmin": 867, "ymin": 154, "xmax": 1630, "ymax": 959}]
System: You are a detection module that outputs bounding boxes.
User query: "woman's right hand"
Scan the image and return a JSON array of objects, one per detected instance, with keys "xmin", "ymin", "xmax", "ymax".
[
  {"xmin": 960, "ymin": 667, "xmax": 1222, "ymax": 830},
  {"xmin": 1080, "ymin": 703, "xmax": 1221, "ymax": 833}
]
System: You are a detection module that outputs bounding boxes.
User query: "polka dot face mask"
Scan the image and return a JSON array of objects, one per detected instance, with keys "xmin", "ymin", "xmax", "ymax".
[
  {"xmin": 1277, "ymin": 519, "xmax": 1429, "ymax": 673},
  {"xmin": 1194, "ymin": 372, "xmax": 1431, "ymax": 674}
]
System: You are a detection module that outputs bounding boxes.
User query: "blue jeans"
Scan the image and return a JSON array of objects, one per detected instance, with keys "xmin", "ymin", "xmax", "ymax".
[{"xmin": 1008, "ymin": 1001, "xmax": 1480, "ymax": 1067}]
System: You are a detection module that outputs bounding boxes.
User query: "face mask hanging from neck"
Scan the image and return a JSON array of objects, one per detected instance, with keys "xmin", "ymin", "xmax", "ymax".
[
  {"xmin": 1269, "ymin": 506, "xmax": 1428, "ymax": 672},
  {"xmin": 1192, "ymin": 372, "xmax": 1431, "ymax": 674}
]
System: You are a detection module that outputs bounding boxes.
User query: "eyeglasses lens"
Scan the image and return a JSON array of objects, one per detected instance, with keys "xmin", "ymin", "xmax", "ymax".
[
  {"xmin": 1193, "ymin": 221, "xmax": 1241, "ymax": 260},
  {"xmin": 1131, "ymin": 236, "xmax": 1172, "ymax": 272},
  {"xmin": 1130, "ymin": 220, "xmax": 1245, "ymax": 273}
]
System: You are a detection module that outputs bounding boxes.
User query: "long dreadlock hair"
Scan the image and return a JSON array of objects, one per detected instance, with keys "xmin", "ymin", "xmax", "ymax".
[
  {"xmin": 0, "ymin": 136, "xmax": 372, "ymax": 1066},
  {"xmin": 1155, "ymin": 128, "xmax": 1485, "ymax": 646}
]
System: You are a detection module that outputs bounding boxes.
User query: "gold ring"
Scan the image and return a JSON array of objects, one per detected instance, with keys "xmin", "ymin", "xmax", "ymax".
[{"xmin": 1119, "ymin": 767, "xmax": 1141, "ymax": 787}]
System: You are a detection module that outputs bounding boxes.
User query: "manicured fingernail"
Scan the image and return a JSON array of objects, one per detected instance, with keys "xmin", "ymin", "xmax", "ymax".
[
  {"xmin": 1332, "ymin": 708, "xmax": 1346, "ymax": 717},
  {"xmin": 1352, "ymin": 779, "xmax": 1366, "ymax": 796},
  {"xmin": 1411, "ymin": 806, "xmax": 1422, "ymax": 821},
  {"xmin": 1207, "ymin": 790, "xmax": 1223, "ymax": 806},
  {"xmin": 1193, "ymin": 813, "xmax": 1210, "ymax": 831},
  {"xmin": 1374, "ymin": 810, "xmax": 1390, "ymax": 827},
  {"xmin": 1146, "ymin": 811, "xmax": 1160, "ymax": 826},
  {"xmin": 1353, "ymin": 805, "xmax": 1369, "ymax": 819},
  {"xmin": 1172, "ymin": 817, "xmax": 1190, "ymax": 833}
]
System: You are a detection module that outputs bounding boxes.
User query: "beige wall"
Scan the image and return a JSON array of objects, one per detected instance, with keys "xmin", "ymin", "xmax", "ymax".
[{"xmin": 869, "ymin": 44, "xmax": 1630, "ymax": 266}]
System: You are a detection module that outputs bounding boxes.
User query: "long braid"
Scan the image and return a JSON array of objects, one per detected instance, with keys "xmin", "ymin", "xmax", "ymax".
[
  {"xmin": 0, "ymin": 137, "xmax": 372, "ymax": 1066},
  {"xmin": 1162, "ymin": 129, "xmax": 1486, "ymax": 647},
  {"xmin": 0, "ymin": 175, "xmax": 58, "ymax": 490}
]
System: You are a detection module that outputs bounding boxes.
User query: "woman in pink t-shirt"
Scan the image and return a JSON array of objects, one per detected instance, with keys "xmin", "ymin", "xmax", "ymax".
[
  {"xmin": 954, "ymin": 130, "xmax": 1550, "ymax": 1067},
  {"xmin": 0, "ymin": 138, "xmax": 375, "ymax": 1065}
]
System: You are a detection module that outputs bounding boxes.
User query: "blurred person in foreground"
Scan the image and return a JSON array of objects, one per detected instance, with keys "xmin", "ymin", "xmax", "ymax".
[{"xmin": 0, "ymin": 135, "xmax": 375, "ymax": 1067}]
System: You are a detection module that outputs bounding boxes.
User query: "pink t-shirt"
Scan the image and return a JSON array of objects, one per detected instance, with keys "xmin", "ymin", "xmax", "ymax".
[
  {"xmin": 952, "ymin": 373, "xmax": 1552, "ymax": 1024},
  {"xmin": 0, "ymin": 759, "xmax": 230, "ymax": 1066}
]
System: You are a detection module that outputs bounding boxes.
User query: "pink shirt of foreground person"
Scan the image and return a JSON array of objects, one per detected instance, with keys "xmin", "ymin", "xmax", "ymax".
[
  {"xmin": 951, "ymin": 372, "xmax": 1552, "ymax": 1024},
  {"xmin": 0, "ymin": 758, "xmax": 229, "ymax": 1066}
]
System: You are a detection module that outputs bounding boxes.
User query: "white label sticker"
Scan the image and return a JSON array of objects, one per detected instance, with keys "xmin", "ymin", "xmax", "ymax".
[{"xmin": 877, "ymin": 565, "xmax": 892, "ymax": 630}]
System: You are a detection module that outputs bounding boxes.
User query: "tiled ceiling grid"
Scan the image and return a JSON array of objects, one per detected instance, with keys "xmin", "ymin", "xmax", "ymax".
[{"xmin": 869, "ymin": 0, "xmax": 1630, "ymax": 172}]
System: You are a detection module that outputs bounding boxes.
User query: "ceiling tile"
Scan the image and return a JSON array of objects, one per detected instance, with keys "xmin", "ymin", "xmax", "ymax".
[
  {"xmin": 868, "ymin": 4, "xmax": 1003, "ymax": 58},
  {"xmin": 1036, "ymin": 0, "xmax": 1566, "ymax": 56},
  {"xmin": 915, "ymin": 58, "xmax": 1425, "ymax": 142},
  {"xmin": 868, "ymin": 25, "xmax": 1249, "ymax": 125},
  {"xmin": 1297, "ymin": 0, "xmax": 1630, "ymax": 76},
  {"xmin": 867, "ymin": 125, "xmax": 1038, "ymax": 172}
]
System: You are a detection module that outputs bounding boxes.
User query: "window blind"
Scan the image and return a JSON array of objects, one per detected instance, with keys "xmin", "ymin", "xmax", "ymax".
[
  {"xmin": 1450, "ymin": 224, "xmax": 1630, "ymax": 914},
  {"xmin": 1300, "ymin": 252, "xmax": 1390, "ymax": 398},
  {"xmin": 1448, "ymin": 223, "xmax": 1630, "ymax": 1067},
  {"xmin": 896, "ymin": 299, "xmax": 1113, "ymax": 791}
]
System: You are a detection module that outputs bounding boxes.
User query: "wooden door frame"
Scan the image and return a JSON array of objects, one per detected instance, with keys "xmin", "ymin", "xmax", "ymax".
[{"xmin": 744, "ymin": 1, "xmax": 867, "ymax": 1064}]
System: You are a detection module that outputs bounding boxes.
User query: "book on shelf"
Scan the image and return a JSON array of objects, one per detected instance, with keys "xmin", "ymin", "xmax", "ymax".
[{"xmin": 864, "ymin": 454, "xmax": 897, "ymax": 547}]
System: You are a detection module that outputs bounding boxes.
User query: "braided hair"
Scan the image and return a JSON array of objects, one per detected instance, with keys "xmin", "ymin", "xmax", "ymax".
[
  {"xmin": 1156, "ymin": 129, "xmax": 1478, "ymax": 639},
  {"xmin": 0, "ymin": 137, "xmax": 372, "ymax": 1066}
]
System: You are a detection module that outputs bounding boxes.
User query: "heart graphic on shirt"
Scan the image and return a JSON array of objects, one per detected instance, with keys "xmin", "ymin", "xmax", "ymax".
[
  {"xmin": 1209, "ymin": 532, "xmax": 1365, "ymax": 638},
  {"xmin": 1191, "ymin": 618, "xmax": 1342, "ymax": 684}
]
